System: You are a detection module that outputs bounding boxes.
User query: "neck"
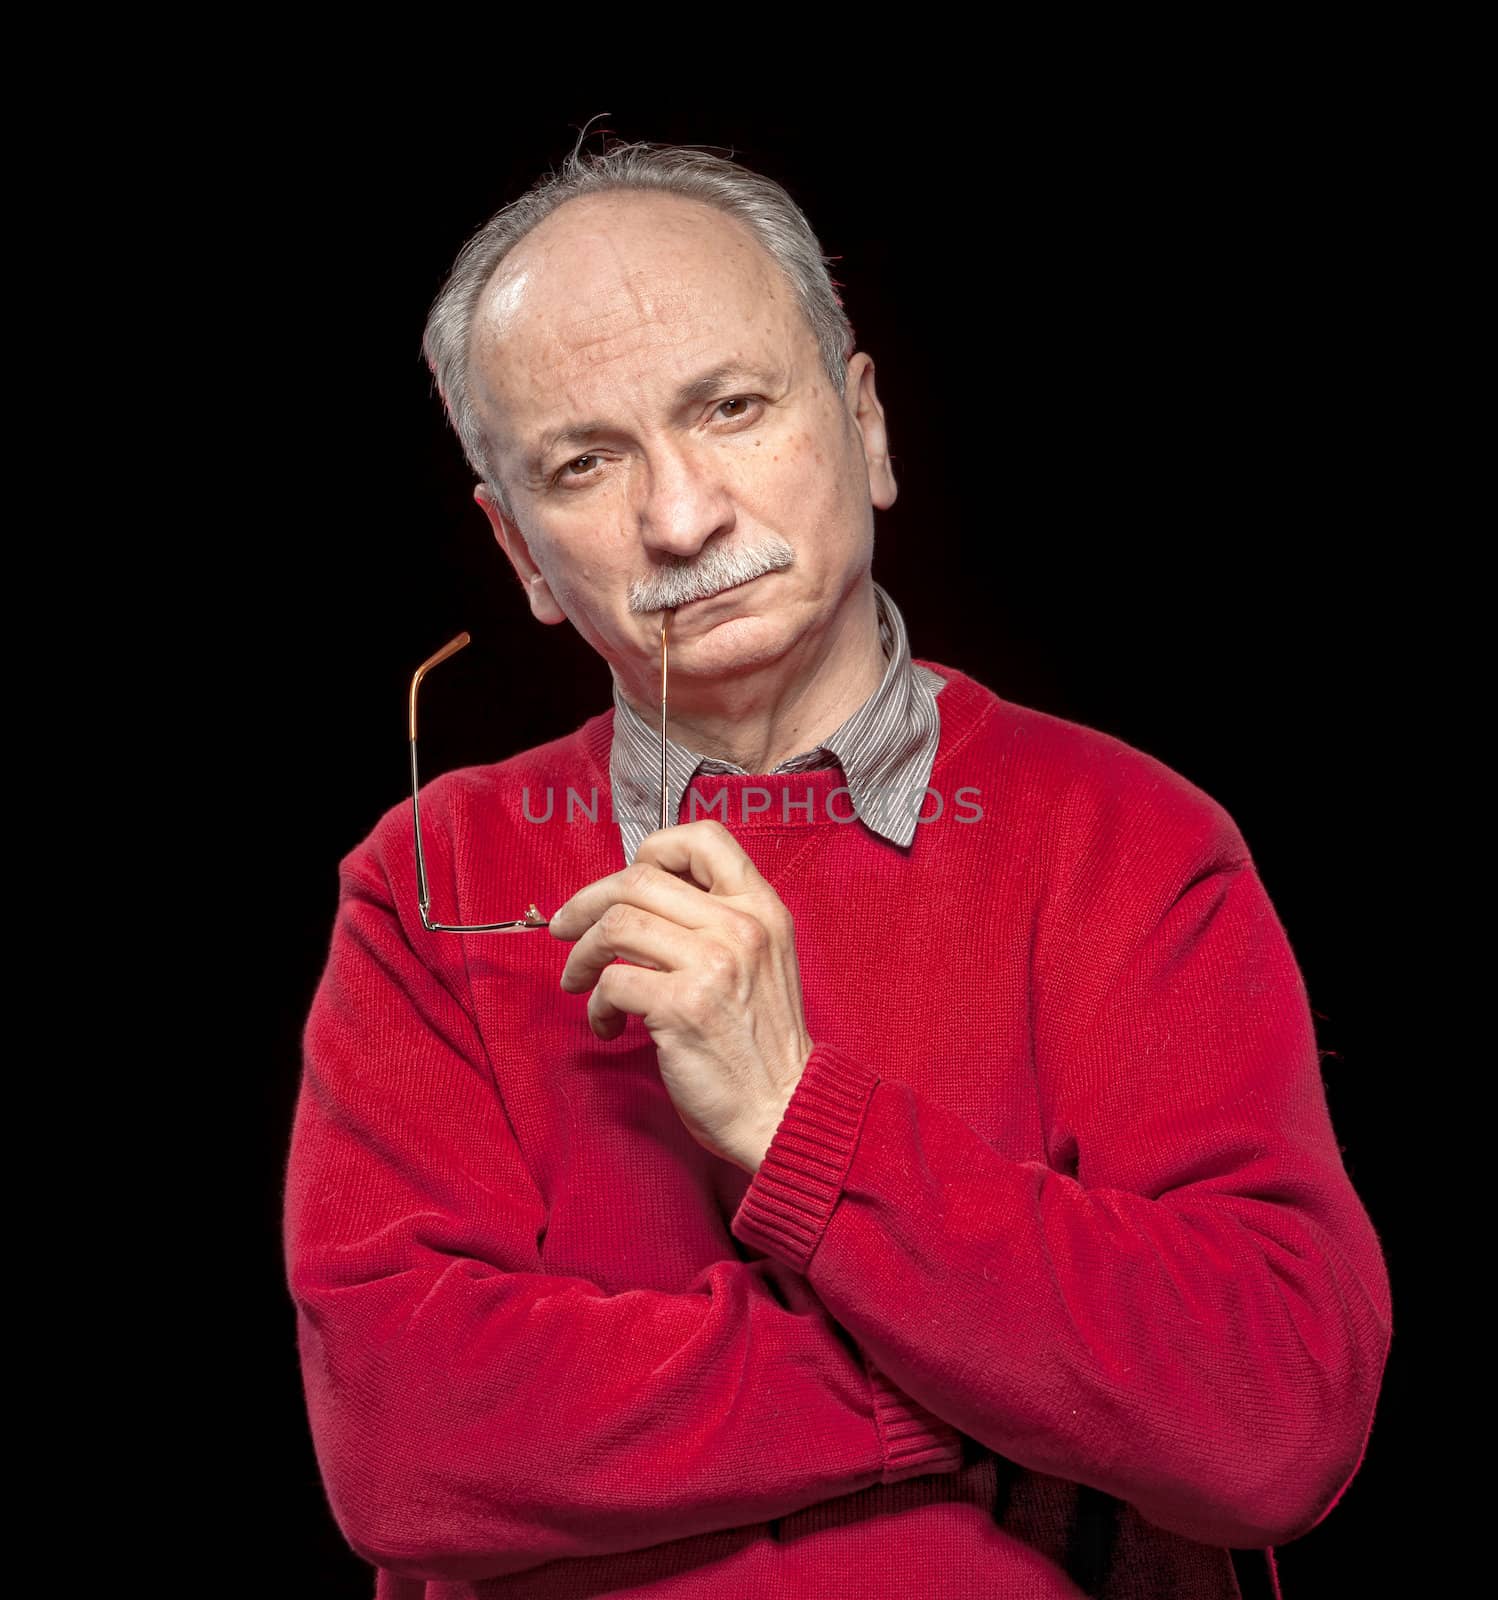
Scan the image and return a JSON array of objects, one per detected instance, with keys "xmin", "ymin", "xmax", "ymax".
[{"xmin": 615, "ymin": 579, "xmax": 886, "ymax": 773}]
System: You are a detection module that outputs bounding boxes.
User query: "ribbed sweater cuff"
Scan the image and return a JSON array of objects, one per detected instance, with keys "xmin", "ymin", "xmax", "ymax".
[
  {"xmin": 731, "ymin": 1042, "xmax": 879, "ymax": 1273},
  {"xmin": 864, "ymin": 1355, "xmax": 967, "ymax": 1483}
]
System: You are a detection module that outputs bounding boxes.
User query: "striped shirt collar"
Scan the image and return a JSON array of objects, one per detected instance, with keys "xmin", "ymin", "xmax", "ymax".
[{"xmin": 609, "ymin": 580, "xmax": 945, "ymax": 864}]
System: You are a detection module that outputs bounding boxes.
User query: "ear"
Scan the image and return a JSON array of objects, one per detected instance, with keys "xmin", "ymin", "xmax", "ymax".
[
  {"xmin": 843, "ymin": 352, "xmax": 897, "ymax": 512},
  {"xmin": 473, "ymin": 484, "xmax": 567, "ymax": 624}
]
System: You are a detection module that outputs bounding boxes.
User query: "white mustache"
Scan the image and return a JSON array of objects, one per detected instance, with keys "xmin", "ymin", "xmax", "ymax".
[{"xmin": 628, "ymin": 535, "xmax": 795, "ymax": 614}]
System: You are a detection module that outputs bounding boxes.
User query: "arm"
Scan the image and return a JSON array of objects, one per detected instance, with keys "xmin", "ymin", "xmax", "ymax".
[
  {"xmin": 731, "ymin": 771, "xmax": 1392, "ymax": 1551},
  {"xmin": 284, "ymin": 798, "xmax": 961, "ymax": 1586}
]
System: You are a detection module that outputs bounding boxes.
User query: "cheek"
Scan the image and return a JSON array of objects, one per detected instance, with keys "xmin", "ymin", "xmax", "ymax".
[
  {"xmin": 532, "ymin": 529, "xmax": 627, "ymax": 616},
  {"xmin": 747, "ymin": 424, "xmax": 853, "ymax": 519}
]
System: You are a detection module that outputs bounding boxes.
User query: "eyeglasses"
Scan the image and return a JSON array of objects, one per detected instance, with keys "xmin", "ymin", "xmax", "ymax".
[{"xmin": 409, "ymin": 612, "xmax": 673, "ymax": 933}]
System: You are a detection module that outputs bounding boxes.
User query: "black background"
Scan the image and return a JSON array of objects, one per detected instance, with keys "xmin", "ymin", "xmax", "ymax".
[{"xmin": 239, "ymin": 101, "xmax": 1414, "ymax": 1596}]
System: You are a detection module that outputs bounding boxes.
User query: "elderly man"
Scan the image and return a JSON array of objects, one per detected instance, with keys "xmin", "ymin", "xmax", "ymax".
[{"xmin": 284, "ymin": 138, "xmax": 1390, "ymax": 1600}]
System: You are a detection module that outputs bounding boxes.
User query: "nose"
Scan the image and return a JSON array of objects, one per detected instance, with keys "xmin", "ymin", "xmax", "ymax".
[{"xmin": 636, "ymin": 434, "xmax": 736, "ymax": 561}]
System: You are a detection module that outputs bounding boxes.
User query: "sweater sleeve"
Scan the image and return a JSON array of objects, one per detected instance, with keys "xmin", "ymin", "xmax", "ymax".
[
  {"xmin": 283, "ymin": 796, "xmax": 962, "ymax": 1586},
  {"xmin": 731, "ymin": 764, "xmax": 1393, "ymax": 1552}
]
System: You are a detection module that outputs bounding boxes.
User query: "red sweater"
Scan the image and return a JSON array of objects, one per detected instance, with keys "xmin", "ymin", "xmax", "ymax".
[{"xmin": 285, "ymin": 661, "xmax": 1391, "ymax": 1599}]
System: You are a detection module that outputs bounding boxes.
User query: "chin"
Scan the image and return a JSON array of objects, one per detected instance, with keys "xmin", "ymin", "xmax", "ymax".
[{"xmin": 674, "ymin": 611, "xmax": 795, "ymax": 676}]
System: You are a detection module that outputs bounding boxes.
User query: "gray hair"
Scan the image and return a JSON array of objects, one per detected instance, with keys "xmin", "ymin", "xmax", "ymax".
[{"xmin": 419, "ymin": 130, "xmax": 857, "ymax": 522}]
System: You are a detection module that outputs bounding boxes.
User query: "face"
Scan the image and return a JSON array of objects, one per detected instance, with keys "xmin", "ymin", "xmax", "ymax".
[{"xmin": 467, "ymin": 190, "xmax": 897, "ymax": 703}]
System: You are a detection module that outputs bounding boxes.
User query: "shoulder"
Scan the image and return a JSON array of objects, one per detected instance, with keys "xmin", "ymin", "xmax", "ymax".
[{"xmin": 918, "ymin": 658, "xmax": 1249, "ymax": 868}]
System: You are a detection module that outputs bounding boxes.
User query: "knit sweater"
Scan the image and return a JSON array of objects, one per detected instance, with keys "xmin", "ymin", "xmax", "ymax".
[{"xmin": 284, "ymin": 660, "xmax": 1392, "ymax": 1599}]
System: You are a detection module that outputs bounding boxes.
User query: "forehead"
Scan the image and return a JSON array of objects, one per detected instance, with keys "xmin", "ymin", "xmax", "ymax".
[
  {"xmin": 468, "ymin": 192, "xmax": 807, "ymax": 460},
  {"xmin": 477, "ymin": 191, "xmax": 788, "ymax": 348}
]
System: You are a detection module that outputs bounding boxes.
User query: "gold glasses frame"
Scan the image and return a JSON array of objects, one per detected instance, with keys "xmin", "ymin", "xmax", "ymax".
[{"xmin": 409, "ymin": 614, "xmax": 673, "ymax": 933}]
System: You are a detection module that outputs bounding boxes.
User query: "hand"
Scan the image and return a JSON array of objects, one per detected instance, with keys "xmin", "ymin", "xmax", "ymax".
[{"xmin": 547, "ymin": 820, "xmax": 813, "ymax": 1174}]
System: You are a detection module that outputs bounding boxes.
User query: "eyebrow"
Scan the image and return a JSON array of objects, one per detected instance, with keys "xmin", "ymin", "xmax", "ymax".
[{"xmin": 522, "ymin": 360, "xmax": 783, "ymax": 478}]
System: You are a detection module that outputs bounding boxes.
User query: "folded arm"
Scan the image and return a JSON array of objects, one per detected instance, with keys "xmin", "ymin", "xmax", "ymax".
[
  {"xmin": 284, "ymin": 793, "xmax": 960, "ymax": 1586},
  {"xmin": 732, "ymin": 771, "xmax": 1393, "ymax": 1551}
]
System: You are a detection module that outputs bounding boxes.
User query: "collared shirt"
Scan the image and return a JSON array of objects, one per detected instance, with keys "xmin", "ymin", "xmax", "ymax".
[{"xmin": 609, "ymin": 580, "xmax": 945, "ymax": 864}]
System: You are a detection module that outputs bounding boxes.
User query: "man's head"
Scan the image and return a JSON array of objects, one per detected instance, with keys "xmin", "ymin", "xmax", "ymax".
[{"xmin": 421, "ymin": 137, "xmax": 897, "ymax": 703}]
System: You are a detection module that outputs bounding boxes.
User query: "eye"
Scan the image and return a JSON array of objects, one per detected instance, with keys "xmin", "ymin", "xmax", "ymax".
[
  {"xmin": 554, "ymin": 453, "xmax": 601, "ymax": 485},
  {"xmin": 715, "ymin": 395, "xmax": 762, "ymax": 422}
]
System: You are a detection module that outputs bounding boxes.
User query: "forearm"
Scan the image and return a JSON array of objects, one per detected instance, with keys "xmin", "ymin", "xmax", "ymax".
[
  {"xmin": 291, "ymin": 1227, "xmax": 959, "ymax": 1582},
  {"xmin": 737, "ymin": 1040, "xmax": 1390, "ymax": 1549}
]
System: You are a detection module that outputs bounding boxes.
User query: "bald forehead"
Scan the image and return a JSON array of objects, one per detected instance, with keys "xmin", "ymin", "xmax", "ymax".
[
  {"xmin": 526, "ymin": 189, "xmax": 771, "ymax": 258},
  {"xmin": 477, "ymin": 191, "xmax": 784, "ymax": 338}
]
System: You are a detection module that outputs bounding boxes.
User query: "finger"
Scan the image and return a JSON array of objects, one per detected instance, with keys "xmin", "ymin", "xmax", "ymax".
[
  {"xmin": 587, "ymin": 961, "xmax": 657, "ymax": 1040},
  {"xmin": 549, "ymin": 857, "xmax": 720, "ymax": 943},
  {"xmin": 632, "ymin": 819, "xmax": 766, "ymax": 901},
  {"xmin": 560, "ymin": 903, "xmax": 702, "ymax": 995}
]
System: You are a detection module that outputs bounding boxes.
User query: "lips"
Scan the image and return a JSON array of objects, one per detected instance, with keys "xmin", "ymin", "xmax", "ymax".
[{"xmin": 680, "ymin": 572, "xmax": 762, "ymax": 609}]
